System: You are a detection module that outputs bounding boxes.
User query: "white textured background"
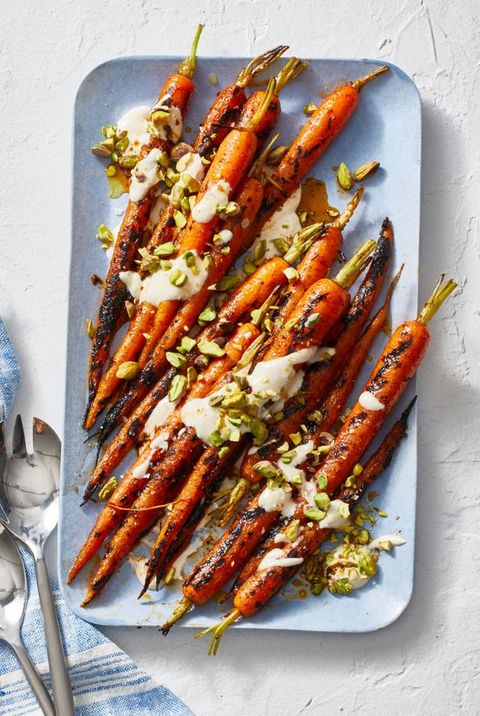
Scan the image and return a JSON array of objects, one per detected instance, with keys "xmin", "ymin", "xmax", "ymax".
[{"xmin": 1, "ymin": 1, "xmax": 479, "ymax": 714}]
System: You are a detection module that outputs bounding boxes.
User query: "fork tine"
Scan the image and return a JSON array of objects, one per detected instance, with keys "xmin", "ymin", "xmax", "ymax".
[
  {"xmin": 12, "ymin": 415, "xmax": 27, "ymax": 458},
  {"xmin": 32, "ymin": 418, "xmax": 61, "ymax": 459}
]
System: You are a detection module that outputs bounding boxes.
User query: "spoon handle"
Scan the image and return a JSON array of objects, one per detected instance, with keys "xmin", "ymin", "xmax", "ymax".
[
  {"xmin": 34, "ymin": 553, "xmax": 75, "ymax": 716},
  {"xmin": 10, "ymin": 639, "xmax": 55, "ymax": 716}
]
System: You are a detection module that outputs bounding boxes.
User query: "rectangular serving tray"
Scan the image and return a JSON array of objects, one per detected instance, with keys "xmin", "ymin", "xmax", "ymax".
[{"xmin": 60, "ymin": 56, "xmax": 421, "ymax": 631}]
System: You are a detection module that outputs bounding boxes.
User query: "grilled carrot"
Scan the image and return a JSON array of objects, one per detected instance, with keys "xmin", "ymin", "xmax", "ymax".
[
  {"xmin": 259, "ymin": 65, "xmax": 389, "ymax": 219},
  {"xmin": 88, "ymin": 81, "xmax": 279, "ymax": 434},
  {"xmin": 200, "ymin": 398, "xmax": 416, "ymax": 652},
  {"xmin": 309, "ymin": 266, "xmax": 402, "ymax": 438},
  {"xmin": 68, "ymin": 323, "xmax": 260, "ymax": 583},
  {"xmin": 85, "ymin": 26, "xmax": 202, "ymax": 416},
  {"xmin": 216, "ymin": 278, "xmax": 456, "ymax": 630},
  {"xmin": 239, "ymin": 219, "xmax": 393, "ymax": 486},
  {"xmin": 140, "ymin": 253, "xmax": 373, "ymax": 595}
]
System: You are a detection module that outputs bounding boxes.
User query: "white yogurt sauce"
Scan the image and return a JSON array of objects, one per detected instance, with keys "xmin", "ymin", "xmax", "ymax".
[
  {"xmin": 130, "ymin": 433, "xmax": 169, "ymax": 481},
  {"xmin": 119, "ymin": 250, "xmax": 208, "ymax": 307},
  {"xmin": 359, "ymin": 391, "xmax": 385, "ymax": 411},
  {"xmin": 117, "ymin": 105, "xmax": 151, "ymax": 154},
  {"xmin": 191, "ymin": 180, "xmax": 231, "ymax": 223},
  {"xmin": 369, "ymin": 533, "xmax": 407, "ymax": 550},
  {"xmin": 144, "ymin": 396, "xmax": 177, "ymax": 438},
  {"xmin": 252, "ymin": 187, "xmax": 302, "ymax": 259},
  {"xmin": 257, "ymin": 547, "xmax": 304, "ymax": 571},
  {"xmin": 176, "ymin": 152, "xmax": 207, "ymax": 183},
  {"xmin": 317, "ymin": 499, "xmax": 351, "ymax": 529},
  {"xmin": 147, "ymin": 194, "xmax": 167, "ymax": 231},
  {"xmin": 258, "ymin": 485, "xmax": 296, "ymax": 517},
  {"xmin": 129, "ymin": 147, "xmax": 164, "ymax": 202},
  {"xmin": 179, "ymin": 398, "xmax": 221, "ymax": 444},
  {"xmin": 151, "ymin": 98, "xmax": 183, "ymax": 143},
  {"xmin": 276, "ymin": 440, "xmax": 314, "ymax": 484}
]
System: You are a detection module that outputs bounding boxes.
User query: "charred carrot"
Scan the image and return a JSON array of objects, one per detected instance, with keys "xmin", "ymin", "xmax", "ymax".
[
  {"xmin": 226, "ymin": 278, "xmax": 456, "ymax": 624},
  {"xmin": 259, "ymin": 65, "xmax": 389, "ymax": 219},
  {"xmin": 88, "ymin": 80, "xmax": 279, "ymax": 432},
  {"xmin": 200, "ymin": 398, "xmax": 417, "ymax": 651},
  {"xmin": 68, "ymin": 323, "xmax": 261, "ymax": 582},
  {"xmin": 239, "ymin": 219, "xmax": 393, "ymax": 487},
  {"xmin": 140, "ymin": 255, "xmax": 372, "ymax": 595},
  {"xmin": 86, "ymin": 26, "xmax": 203, "ymax": 416}
]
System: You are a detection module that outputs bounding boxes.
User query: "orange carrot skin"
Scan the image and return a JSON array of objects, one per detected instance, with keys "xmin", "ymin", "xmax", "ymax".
[
  {"xmin": 273, "ymin": 225, "xmax": 342, "ymax": 324},
  {"xmin": 183, "ymin": 493, "xmax": 279, "ymax": 606},
  {"xmin": 260, "ymin": 86, "xmax": 359, "ymax": 218},
  {"xmin": 194, "ymin": 84, "xmax": 247, "ymax": 157},
  {"xmin": 86, "ymin": 74, "xmax": 194, "ymax": 412},
  {"xmin": 237, "ymin": 92, "xmax": 281, "ymax": 145},
  {"xmin": 82, "ymin": 427, "xmax": 202, "ymax": 604},
  {"xmin": 82, "ymin": 323, "xmax": 259, "ymax": 503},
  {"xmin": 144, "ymin": 444, "xmax": 240, "ymax": 589},
  {"xmin": 319, "ymin": 321, "xmax": 428, "ymax": 496},
  {"xmin": 241, "ymin": 223, "xmax": 393, "ymax": 482},
  {"xmin": 85, "ymin": 302, "xmax": 158, "ymax": 429}
]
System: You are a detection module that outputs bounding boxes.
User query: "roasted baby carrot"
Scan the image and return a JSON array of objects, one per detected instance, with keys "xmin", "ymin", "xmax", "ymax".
[
  {"xmin": 86, "ymin": 26, "xmax": 203, "ymax": 416},
  {"xmin": 68, "ymin": 323, "xmax": 260, "ymax": 582}
]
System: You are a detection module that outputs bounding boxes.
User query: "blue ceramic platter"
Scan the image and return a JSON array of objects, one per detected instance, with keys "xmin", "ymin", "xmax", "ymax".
[{"xmin": 60, "ymin": 56, "xmax": 421, "ymax": 631}]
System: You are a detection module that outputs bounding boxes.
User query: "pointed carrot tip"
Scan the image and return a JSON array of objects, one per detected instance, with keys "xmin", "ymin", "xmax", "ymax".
[{"xmin": 80, "ymin": 590, "xmax": 95, "ymax": 608}]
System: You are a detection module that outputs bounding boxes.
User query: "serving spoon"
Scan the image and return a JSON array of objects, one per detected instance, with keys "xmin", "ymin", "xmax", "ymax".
[
  {"xmin": 0, "ymin": 416, "xmax": 74, "ymax": 715},
  {"xmin": 0, "ymin": 524, "xmax": 55, "ymax": 715}
]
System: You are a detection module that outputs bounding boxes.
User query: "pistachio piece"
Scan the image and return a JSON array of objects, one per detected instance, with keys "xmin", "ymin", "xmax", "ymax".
[
  {"xmin": 173, "ymin": 210, "xmax": 187, "ymax": 228},
  {"xmin": 98, "ymin": 476, "xmax": 118, "ymax": 501},
  {"xmin": 352, "ymin": 160, "xmax": 380, "ymax": 182},
  {"xmin": 253, "ymin": 460, "xmax": 281, "ymax": 480},
  {"xmin": 116, "ymin": 361, "xmax": 140, "ymax": 380},
  {"xmin": 337, "ymin": 162, "xmax": 353, "ymax": 191},
  {"xmin": 168, "ymin": 374, "xmax": 187, "ymax": 402},
  {"xmin": 316, "ymin": 474, "xmax": 328, "ymax": 489},
  {"xmin": 85, "ymin": 319, "xmax": 95, "ymax": 340},
  {"xmin": 197, "ymin": 340, "xmax": 225, "ymax": 357},
  {"xmin": 198, "ymin": 305, "xmax": 216, "ymax": 324},
  {"xmin": 266, "ymin": 144, "xmax": 289, "ymax": 166},
  {"xmin": 303, "ymin": 102, "xmax": 317, "ymax": 115},
  {"xmin": 91, "ymin": 143, "xmax": 112, "ymax": 158},
  {"xmin": 314, "ymin": 492, "xmax": 330, "ymax": 511},
  {"xmin": 154, "ymin": 242, "xmax": 175, "ymax": 257},
  {"xmin": 169, "ymin": 268, "xmax": 188, "ymax": 287},
  {"xmin": 166, "ymin": 351, "xmax": 187, "ymax": 368}
]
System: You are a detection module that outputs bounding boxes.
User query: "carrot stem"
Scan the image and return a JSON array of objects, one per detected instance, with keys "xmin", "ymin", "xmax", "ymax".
[
  {"xmin": 177, "ymin": 24, "xmax": 204, "ymax": 78},
  {"xmin": 283, "ymin": 223, "xmax": 325, "ymax": 264},
  {"xmin": 246, "ymin": 78, "xmax": 276, "ymax": 130},
  {"xmin": 219, "ymin": 477, "xmax": 250, "ymax": 526},
  {"xmin": 351, "ymin": 65, "xmax": 389, "ymax": 91},
  {"xmin": 334, "ymin": 238, "xmax": 376, "ymax": 289},
  {"xmin": 274, "ymin": 57, "xmax": 308, "ymax": 94},
  {"xmin": 161, "ymin": 597, "xmax": 193, "ymax": 633},
  {"xmin": 249, "ymin": 132, "xmax": 280, "ymax": 180},
  {"xmin": 236, "ymin": 45, "xmax": 288, "ymax": 88},
  {"xmin": 194, "ymin": 609, "xmax": 241, "ymax": 655},
  {"xmin": 331, "ymin": 186, "xmax": 365, "ymax": 231},
  {"xmin": 418, "ymin": 275, "xmax": 457, "ymax": 324}
]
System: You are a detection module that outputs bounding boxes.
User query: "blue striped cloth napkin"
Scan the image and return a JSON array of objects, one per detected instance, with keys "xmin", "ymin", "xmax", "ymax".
[{"xmin": 0, "ymin": 318, "xmax": 194, "ymax": 715}]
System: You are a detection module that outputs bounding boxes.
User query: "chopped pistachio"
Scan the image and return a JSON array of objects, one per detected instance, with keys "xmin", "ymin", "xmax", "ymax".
[
  {"xmin": 289, "ymin": 432, "xmax": 302, "ymax": 446},
  {"xmin": 169, "ymin": 268, "xmax": 188, "ymax": 287},
  {"xmin": 337, "ymin": 162, "xmax": 353, "ymax": 191},
  {"xmin": 166, "ymin": 351, "xmax": 187, "ymax": 368},
  {"xmin": 317, "ymin": 474, "xmax": 328, "ymax": 489},
  {"xmin": 298, "ymin": 210, "xmax": 309, "ymax": 225},
  {"xmin": 331, "ymin": 578, "xmax": 353, "ymax": 595},
  {"xmin": 208, "ymin": 393, "xmax": 224, "ymax": 407},
  {"xmin": 116, "ymin": 361, "xmax": 140, "ymax": 380},
  {"xmin": 197, "ymin": 340, "xmax": 225, "ymax": 357},
  {"xmin": 284, "ymin": 519, "xmax": 301, "ymax": 542},
  {"xmin": 208, "ymin": 72, "xmax": 219, "ymax": 85},
  {"xmin": 242, "ymin": 260, "xmax": 257, "ymax": 276},
  {"xmin": 253, "ymin": 239, "xmax": 267, "ymax": 265},
  {"xmin": 118, "ymin": 154, "xmax": 138, "ymax": 170},
  {"xmin": 314, "ymin": 492, "xmax": 331, "ymax": 511},
  {"xmin": 85, "ymin": 319, "xmax": 95, "ymax": 340},
  {"xmin": 198, "ymin": 306, "xmax": 216, "ymax": 325},
  {"xmin": 344, "ymin": 474, "xmax": 356, "ymax": 488},
  {"xmin": 125, "ymin": 300, "xmax": 135, "ymax": 318},
  {"xmin": 179, "ymin": 336, "xmax": 196, "ymax": 353},
  {"xmin": 216, "ymin": 274, "xmax": 241, "ymax": 292},
  {"xmin": 91, "ymin": 142, "xmax": 112, "ymax": 158},
  {"xmin": 221, "ymin": 201, "xmax": 241, "ymax": 217},
  {"xmin": 98, "ymin": 476, "xmax": 118, "ymax": 501},
  {"xmin": 353, "ymin": 463, "xmax": 363, "ymax": 476},
  {"xmin": 154, "ymin": 242, "xmax": 175, "ymax": 257},
  {"xmin": 173, "ymin": 210, "xmax": 187, "ymax": 228},
  {"xmin": 136, "ymin": 247, "xmax": 160, "ymax": 274},
  {"xmin": 304, "ymin": 507, "xmax": 327, "ymax": 521},
  {"xmin": 284, "ymin": 317, "xmax": 298, "ymax": 331},
  {"xmin": 209, "ymin": 430, "xmax": 225, "ymax": 447},
  {"xmin": 303, "ymin": 101, "xmax": 317, "ymax": 115},
  {"xmin": 253, "ymin": 460, "xmax": 281, "ymax": 480},
  {"xmin": 186, "ymin": 366, "xmax": 197, "ymax": 388},
  {"xmin": 105, "ymin": 164, "xmax": 128, "ymax": 199},
  {"xmin": 221, "ymin": 391, "xmax": 248, "ymax": 408},
  {"xmin": 168, "ymin": 374, "xmax": 187, "ymax": 402},
  {"xmin": 272, "ymin": 237, "xmax": 290, "ymax": 255},
  {"xmin": 352, "ymin": 160, "xmax": 380, "ymax": 182},
  {"xmin": 251, "ymin": 418, "xmax": 268, "ymax": 446},
  {"xmin": 218, "ymin": 446, "xmax": 230, "ymax": 458}
]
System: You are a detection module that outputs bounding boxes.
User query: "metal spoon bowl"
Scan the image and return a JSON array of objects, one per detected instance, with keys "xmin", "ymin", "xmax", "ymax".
[
  {"xmin": 0, "ymin": 525, "xmax": 54, "ymax": 716},
  {"xmin": 0, "ymin": 416, "xmax": 74, "ymax": 715}
]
